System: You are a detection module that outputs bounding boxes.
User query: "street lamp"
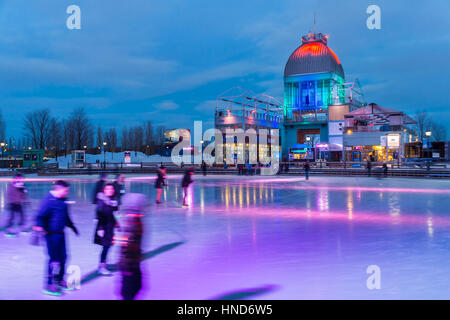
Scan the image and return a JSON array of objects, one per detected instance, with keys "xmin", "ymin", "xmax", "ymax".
[
  {"xmin": 305, "ymin": 136, "xmax": 311, "ymax": 163},
  {"xmin": 103, "ymin": 142, "xmax": 107, "ymax": 165},
  {"xmin": 200, "ymin": 140, "xmax": 204, "ymax": 162},
  {"xmin": 425, "ymin": 130, "xmax": 432, "ymax": 159}
]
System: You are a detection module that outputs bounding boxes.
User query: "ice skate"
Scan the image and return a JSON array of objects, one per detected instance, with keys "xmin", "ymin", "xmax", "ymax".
[
  {"xmin": 58, "ymin": 280, "xmax": 75, "ymax": 291},
  {"xmin": 43, "ymin": 284, "xmax": 62, "ymax": 296},
  {"xmin": 4, "ymin": 228, "xmax": 17, "ymax": 238},
  {"xmin": 20, "ymin": 226, "xmax": 31, "ymax": 234},
  {"xmin": 98, "ymin": 263, "xmax": 112, "ymax": 276}
]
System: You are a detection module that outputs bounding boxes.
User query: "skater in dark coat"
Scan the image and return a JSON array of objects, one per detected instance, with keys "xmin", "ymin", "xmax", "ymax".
[
  {"xmin": 94, "ymin": 183, "xmax": 119, "ymax": 276},
  {"xmin": 201, "ymin": 161, "xmax": 207, "ymax": 176},
  {"xmin": 367, "ymin": 160, "xmax": 372, "ymax": 177},
  {"xmin": 5, "ymin": 174, "xmax": 28, "ymax": 232},
  {"xmin": 92, "ymin": 173, "xmax": 107, "ymax": 204},
  {"xmin": 304, "ymin": 162, "xmax": 311, "ymax": 180},
  {"xmin": 117, "ymin": 193, "xmax": 147, "ymax": 300},
  {"xmin": 181, "ymin": 169, "xmax": 194, "ymax": 206},
  {"xmin": 113, "ymin": 174, "xmax": 126, "ymax": 205},
  {"xmin": 34, "ymin": 180, "xmax": 79, "ymax": 296},
  {"xmin": 155, "ymin": 166, "xmax": 167, "ymax": 204}
]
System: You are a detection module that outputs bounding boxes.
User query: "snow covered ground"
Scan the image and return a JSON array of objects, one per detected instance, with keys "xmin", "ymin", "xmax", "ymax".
[
  {"xmin": 47, "ymin": 152, "xmax": 173, "ymax": 168},
  {"xmin": 47, "ymin": 151, "xmax": 215, "ymax": 168},
  {"xmin": 1, "ymin": 174, "xmax": 450, "ymax": 300}
]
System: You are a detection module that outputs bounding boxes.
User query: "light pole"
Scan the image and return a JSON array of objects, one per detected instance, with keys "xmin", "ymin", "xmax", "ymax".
[
  {"xmin": 425, "ymin": 130, "xmax": 432, "ymax": 159},
  {"xmin": 0, "ymin": 142, "xmax": 4, "ymax": 160},
  {"xmin": 305, "ymin": 136, "xmax": 311, "ymax": 163},
  {"xmin": 200, "ymin": 140, "xmax": 204, "ymax": 163},
  {"xmin": 103, "ymin": 142, "xmax": 107, "ymax": 167}
]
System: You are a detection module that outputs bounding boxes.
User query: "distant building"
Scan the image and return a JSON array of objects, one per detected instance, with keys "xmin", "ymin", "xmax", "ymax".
[
  {"xmin": 211, "ymin": 30, "xmax": 424, "ymax": 164},
  {"xmin": 282, "ymin": 32, "xmax": 364, "ymax": 162},
  {"xmin": 163, "ymin": 129, "xmax": 190, "ymax": 157},
  {"xmin": 164, "ymin": 129, "xmax": 190, "ymax": 143},
  {"xmin": 343, "ymin": 103, "xmax": 416, "ymax": 162},
  {"xmin": 214, "ymin": 87, "xmax": 283, "ymax": 163}
]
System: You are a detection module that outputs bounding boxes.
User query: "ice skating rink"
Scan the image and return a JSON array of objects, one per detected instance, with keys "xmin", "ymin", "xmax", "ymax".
[{"xmin": 1, "ymin": 174, "xmax": 450, "ymax": 300}]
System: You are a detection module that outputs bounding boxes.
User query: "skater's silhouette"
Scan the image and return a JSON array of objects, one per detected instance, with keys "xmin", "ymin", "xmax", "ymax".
[{"xmin": 34, "ymin": 180, "xmax": 79, "ymax": 295}]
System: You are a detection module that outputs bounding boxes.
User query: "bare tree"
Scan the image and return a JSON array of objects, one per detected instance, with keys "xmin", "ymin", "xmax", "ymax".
[
  {"xmin": 143, "ymin": 121, "xmax": 153, "ymax": 154},
  {"xmin": 104, "ymin": 128, "xmax": 118, "ymax": 158},
  {"xmin": 154, "ymin": 125, "xmax": 166, "ymax": 147},
  {"xmin": 121, "ymin": 127, "xmax": 130, "ymax": 151},
  {"xmin": 0, "ymin": 109, "xmax": 6, "ymax": 143},
  {"xmin": 62, "ymin": 119, "xmax": 71, "ymax": 157},
  {"xmin": 430, "ymin": 120, "xmax": 447, "ymax": 142},
  {"xmin": 414, "ymin": 110, "xmax": 431, "ymax": 142},
  {"xmin": 131, "ymin": 126, "xmax": 144, "ymax": 155},
  {"xmin": 48, "ymin": 118, "xmax": 63, "ymax": 160},
  {"xmin": 23, "ymin": 109, "xmax": 52, "ymax": 149},
  {"xmin": 96, "ymin": 126, "xmax": 103, "ymax": 153},
  {"xmin": 66, "ymin": 108, "xmax": 93, "ymax": 150}
]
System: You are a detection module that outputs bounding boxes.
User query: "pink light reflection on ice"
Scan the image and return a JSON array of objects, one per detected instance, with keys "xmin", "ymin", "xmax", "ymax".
[{"xmin": 197, "ymin": 203, "xmax": 450, "ymax": 228}]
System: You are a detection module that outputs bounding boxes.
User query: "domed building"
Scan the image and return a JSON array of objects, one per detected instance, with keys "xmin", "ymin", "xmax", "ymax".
[{"xmin": 281, "ymin": 32, "xmax": 364, "ymax": 161}]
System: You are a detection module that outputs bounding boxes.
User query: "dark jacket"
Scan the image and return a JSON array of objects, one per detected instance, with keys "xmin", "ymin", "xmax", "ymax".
[
  {"xmin": 181, "ymin": 173, "xmax": 193, "ymax": 188},
  {"xmin": 113, "ymin": 181, "xmax": 125, "ymax": 205},
  {"xmin": 36, "ymin": 192, "xmax": 75, "ymax": 234},
  {"xmin": 7, "ymin": 182, "xmax": 27, "ymax": 204},
  {"xmin": 94, "ymin": 193, "xmax": 119, "ymax": 247},
  {"xmin": 92, "ymin": 180, "xmax": 105, "ymax": 204},
  {"xmin": 155, "ymin": 171, "xmax": 166, "ymax": 189},
  {"xmin": 304, "ymin": 163, "xmax": 310, "ymax": 171}
]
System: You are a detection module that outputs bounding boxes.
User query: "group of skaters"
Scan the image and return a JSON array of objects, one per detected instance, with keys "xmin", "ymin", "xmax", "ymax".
[
  {"xmin": 366, "ymin": 159, "xmax": 389, "ymax": 178},
  {"xmin": 278, "ymin": 161, "xmax": 311, "ymax": 180},
  {"xmin": 155, "ymin": 165, "xmax": 194, "ymax": 207},
  {"xmin": 2, "ymin": 167, "xmax": 196, "ymax": 298},
  {"xmin": 30, "ymin": 174, "xmax": 146, "ymax": 299}
]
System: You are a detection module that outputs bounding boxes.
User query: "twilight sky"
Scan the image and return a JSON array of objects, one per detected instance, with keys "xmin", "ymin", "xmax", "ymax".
[{"xmin": 0, "ymin": 0, "xmax": 449, "ymax": 138}]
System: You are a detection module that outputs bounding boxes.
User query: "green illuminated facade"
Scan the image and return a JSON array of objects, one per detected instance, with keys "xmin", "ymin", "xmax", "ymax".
[{"xmin": 281, "ymin": 32, "xmax": 362, "ymax": 161}]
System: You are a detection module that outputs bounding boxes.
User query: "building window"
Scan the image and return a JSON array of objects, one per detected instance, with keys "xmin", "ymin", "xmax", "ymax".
[{"xmin": 301, "ymin": 81, "xmax": 315, "ymax": 109}]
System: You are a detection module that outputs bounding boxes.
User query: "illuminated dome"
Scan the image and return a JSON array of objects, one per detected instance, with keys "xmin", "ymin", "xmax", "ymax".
[{"xmin": 284, "ymin": 33, "xmax": 344, "ymax": 79}]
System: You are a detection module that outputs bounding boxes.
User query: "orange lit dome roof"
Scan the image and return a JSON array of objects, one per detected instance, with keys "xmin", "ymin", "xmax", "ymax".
[{"xmin": 284, "ymin": 33, "xmax": 344, "ymax": 79}]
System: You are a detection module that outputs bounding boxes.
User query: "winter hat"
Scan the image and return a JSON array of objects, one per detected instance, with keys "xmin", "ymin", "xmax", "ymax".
[{"xmin": 121, "ymin": 193, "xmax": 148, "ymax": 212}]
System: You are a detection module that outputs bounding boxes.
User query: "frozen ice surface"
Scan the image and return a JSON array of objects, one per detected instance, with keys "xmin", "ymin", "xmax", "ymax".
[{"xmin": 1, "ymin": 174, "xmax": 450, "ymax": 300}]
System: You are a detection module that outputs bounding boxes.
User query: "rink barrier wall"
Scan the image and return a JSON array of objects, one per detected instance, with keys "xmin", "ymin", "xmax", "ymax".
[{"xmin": 34, "ymin": 161, "xmax": 450, "ymax": 179}]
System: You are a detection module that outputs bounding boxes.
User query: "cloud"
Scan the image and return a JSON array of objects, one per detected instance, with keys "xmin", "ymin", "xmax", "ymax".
[
  {"xmin": 154, "ymin": 101, "xmax": 180, "ymax": 111},
  {"xmin": 194, "ymin": 100, "xmax": 216, "ymax": 114},
  {"xmin": 1, "ymin": 0, "xmax": 449, "ymax": 138}
]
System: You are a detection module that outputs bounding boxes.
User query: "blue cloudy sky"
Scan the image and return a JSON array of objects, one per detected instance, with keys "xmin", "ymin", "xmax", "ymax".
[{"xmin": 0, "ymin": 0, "xmax": 449, "ymax": 138}]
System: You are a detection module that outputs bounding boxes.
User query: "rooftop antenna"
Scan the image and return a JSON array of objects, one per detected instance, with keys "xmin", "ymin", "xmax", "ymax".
[{"xmin": 313, "ymin": 12, "xmax": 316, "ymax": 34}]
